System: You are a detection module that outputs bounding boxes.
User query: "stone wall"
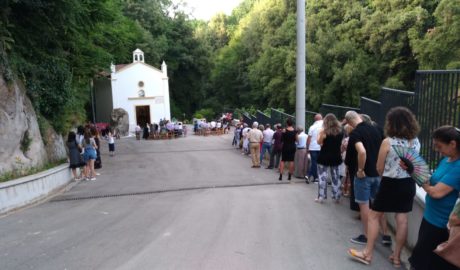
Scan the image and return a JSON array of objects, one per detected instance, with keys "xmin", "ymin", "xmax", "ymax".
[
  {"xmin": 0, "ymin": 75, "xmax": 48, "ymax": 174},
  {"xmin": 0, "ymin": 71, "xmax": 66, "ymax": 176}
]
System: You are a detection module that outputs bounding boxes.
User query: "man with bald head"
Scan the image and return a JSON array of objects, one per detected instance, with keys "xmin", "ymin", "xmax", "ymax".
[
  {"xmin": 306, "ymin": 114, "xmax": 323, "ymax": 183},
  {"xmin": 248, "ymin": 121, "xmax": 263, "ymax": 168},
  {"xmin": 344, "ymin": 111, "xmax": 384, "ymax": 245}
]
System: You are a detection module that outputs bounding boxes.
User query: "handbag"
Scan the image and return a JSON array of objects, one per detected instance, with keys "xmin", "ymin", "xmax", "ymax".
[{"xmin": 434, "ymin": 226, "xmax": 460, "ymax": 267}]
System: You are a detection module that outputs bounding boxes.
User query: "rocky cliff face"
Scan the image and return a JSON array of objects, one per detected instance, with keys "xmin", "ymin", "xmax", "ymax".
[
  {"xmin": 40, "ymin": 118, "xmax": 67, "ymax": 163},
  {"xmin": 110, "ymin": 108, "xmax": 129, "ymax": 136},
  {"xmin": 0, "ymin": 74, "xmax": 66, "ymax": 175}
]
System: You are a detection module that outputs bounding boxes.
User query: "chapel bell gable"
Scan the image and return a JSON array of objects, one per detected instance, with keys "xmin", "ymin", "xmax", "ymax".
[{"xmin": 133, "ymin": 48, "xmax": 145, "ymax": 63}]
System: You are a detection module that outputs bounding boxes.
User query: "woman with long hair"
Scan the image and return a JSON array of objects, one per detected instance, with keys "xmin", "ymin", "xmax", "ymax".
[
  {"xmin": 316, "ymin": 113, "xmax": 344, "ymax": 203},
  {"xmin": 341, "ymin": 124, "xmax": 354, "ymax": 197},
  {"xmin": 279, "ymin": 118, "xmax": 296, "ymax": 181},
  {"xmin": 90, "ymin": 126, "xmax": 102, "ymax": 170},
  {"xmin": 82, "ymin": 129, "xmax": 98, "ymax": 181},
  {"xmin": 348, "ymin": 107, "xmax": 421, "ymax": 267},
  {"xmin": 67, "ymin": 131, "xmax": 83, "ymax": 181},
  {"xmin": 76, "ymin": 125, "xmax": 85, "ymax": 145}
]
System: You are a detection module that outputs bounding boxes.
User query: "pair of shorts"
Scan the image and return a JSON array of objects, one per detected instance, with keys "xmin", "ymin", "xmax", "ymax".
[
  {"xmin": 354, "ymin": 176, "xmax": 380, "ymax": 204},
  {"xmin": 83, "ymin": 149, "xmax": 97, "ymax": 162},
  {"xmin": 108, "ymin": 143, "xmax": 115, "ymax": 152},
  {"xmin": 372, "ymin": 177, "xmax": 416, "ymax": 213}
]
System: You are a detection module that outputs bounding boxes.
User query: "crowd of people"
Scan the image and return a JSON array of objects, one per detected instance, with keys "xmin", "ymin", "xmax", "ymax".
[
  {"xmin": 232, "ymin": 107, "xmax": 460, "ymax": 270},
  {"xmin": 194, "ymin": 118, "xmax": 230, "ymax": 136},
  {"xmin": 135, "ymin": 119, "xmax": 187, "ymax": 140},
  {"xmin": 66, "ymin": 124, "xmax": 115, "ymax": 181}
]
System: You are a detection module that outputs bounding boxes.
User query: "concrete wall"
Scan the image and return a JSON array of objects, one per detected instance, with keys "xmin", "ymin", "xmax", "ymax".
[
  {"xmin": 386, "ymin": 187, "xmax": 426, "ymax": 249},
  {"xmin": 94, "ymin": 78, "xmax": 113, "ymax": 123},
  {"xmin": 111, "ymin": 62, "xmax": 171, "ymax": 132},
  {"xmin": 0, "ymin": 164, "xmax": 72, "ymax": 215}
]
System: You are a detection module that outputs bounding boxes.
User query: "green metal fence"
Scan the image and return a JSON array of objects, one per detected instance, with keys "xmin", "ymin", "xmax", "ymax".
[
  {"xmin": 319, "ymin": 104, "xmax": 360, "ymax": 120},
  {"xmin": 415, "ymin": 70, "xmax": 460, "ymax": 169},
  {"xmin": 270, "ymin": 108, "xmax": 295, "ymax": 128},
  {"xmin": 255, "ymin": 110, "xmax": 271, "ymax": 126}
]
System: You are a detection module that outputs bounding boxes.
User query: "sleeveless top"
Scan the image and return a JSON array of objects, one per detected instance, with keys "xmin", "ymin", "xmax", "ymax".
[
  {"xmin": 282, "ymin": 129, "xmax": 297, "ymax": 151},
  {"xmin": 82, "ymin": 138, "xmax": 96, "ymax": 151},
  {"xmin": 383, "ymin": 137, "xmax": 420, "ymax": 178},
  {"xmin": 317, "ymin": 132, "xmax": 344, "ymax": 166}
]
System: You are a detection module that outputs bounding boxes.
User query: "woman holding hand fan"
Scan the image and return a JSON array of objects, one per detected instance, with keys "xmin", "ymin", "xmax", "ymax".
[
  {"xmin": 409, "ymin": 126, "xmax": 460, "ymax": 270},
  {"xmin": 349, "ymin": 107, "xmax": 420, "ymax": 267}
]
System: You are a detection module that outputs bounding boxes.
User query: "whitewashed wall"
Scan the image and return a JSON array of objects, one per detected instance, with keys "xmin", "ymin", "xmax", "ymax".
[{"xmin": 111, "ymin": 63, "xmax": 170, "ymax": 132}]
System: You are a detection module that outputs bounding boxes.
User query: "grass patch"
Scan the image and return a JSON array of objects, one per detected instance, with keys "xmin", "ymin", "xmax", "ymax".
[{"xmin": 0, "ymin": 158, "xmax": 67, "ymax": 183}]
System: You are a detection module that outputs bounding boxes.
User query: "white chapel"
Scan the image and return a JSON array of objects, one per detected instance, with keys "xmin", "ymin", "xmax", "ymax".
[{"xmin": 94, "ymin": 48, "xmax": 171, "ymax": 132}]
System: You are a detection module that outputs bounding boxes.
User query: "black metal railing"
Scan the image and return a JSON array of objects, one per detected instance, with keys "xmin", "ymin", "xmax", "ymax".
[
  {"xmin": 360, "ymin": 97, "xmax": 383, "ymax": 126},
  {"xmin": 255, "ymin": 110, "xmax": 271, "ymax": 126},
  {"xmin": 270, "ymin": 108, "xmax": 295, "ymax": 127},
  {"xmin": 380, "ymin": 87, "xmax": 415, "ymax": 121},
  {"xmin": 242, "ymin": 112, "xmax": 253, "ymax": 126},
  {"xmin": 319, "ymin": 104, "xmax": 360, "ymax": 120},
  {"xmin": 415, "ymin": 70, "xmax": 460, "ymax": 168}
]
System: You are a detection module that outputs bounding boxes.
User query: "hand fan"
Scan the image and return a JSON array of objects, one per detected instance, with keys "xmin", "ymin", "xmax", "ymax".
[{"xmin": 392, "ymin": 145, "xmax": 431, "ymax": 186}]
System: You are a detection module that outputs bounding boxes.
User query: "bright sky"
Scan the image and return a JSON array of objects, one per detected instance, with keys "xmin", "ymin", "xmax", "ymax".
[{"xmin": 181, "ymin": 0, "xmax": 244, "ymax": 20}]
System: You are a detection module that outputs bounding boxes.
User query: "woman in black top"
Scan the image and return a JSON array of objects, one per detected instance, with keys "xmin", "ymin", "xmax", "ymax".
[
  {"xmin": 279, "ymin": 118, "xmax": 297, "ymax": 181},
  {"xmin": 316, "ymin": 113, "xmax": 344, "ymax": 203},
  {"xmin": 90, "ymin": 126, "xmax": 102, "ymax": 170},
  {"xmin": 67, "ymin": 131, "xmax": 84, "ymax": 181}
]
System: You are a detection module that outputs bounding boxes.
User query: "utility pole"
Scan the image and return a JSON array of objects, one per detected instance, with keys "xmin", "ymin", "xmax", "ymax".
[
  {"xmin": 90, "ymin": 79, "xmax": 96, "ymax": 124},
  {"xmin": 296, "ymin": 0, "xmax": 306, "ymax": 129}
]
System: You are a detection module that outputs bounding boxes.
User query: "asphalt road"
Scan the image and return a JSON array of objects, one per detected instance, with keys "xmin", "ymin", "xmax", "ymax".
[{"xmin": 0, "ymin": 132, "xmax": 401, "ymax": 270}]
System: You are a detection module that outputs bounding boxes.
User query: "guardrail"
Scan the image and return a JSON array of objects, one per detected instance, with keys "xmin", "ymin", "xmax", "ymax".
[{"xmin": 0, "ymin": 163, "xmax": 73, "ymax": 215}]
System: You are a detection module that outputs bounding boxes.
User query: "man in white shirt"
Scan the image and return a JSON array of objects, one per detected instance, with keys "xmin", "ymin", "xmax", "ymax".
[
  {"xmin": 210, "ymin": 121, "xmax": 217, "ymax": 130},
  {"xmin": 295, "ymin": 127, "xmax": 309, "ymax": 179},
  {"xmin": 307, "ymin": 114, "xmax": 323, "ymax": 182},
  {"xmin": 260, "ymin": 124, "xmax": 275, "ymax": 166},
  {"xmin": 242, "ymin": 124, "xmax": 251, "ymax": 155},
  {"xmin": 135, "ymin": 124, "xmax": 141, "ymax": 140},
  {"xmin": 247, "ymin": 122, "xmax": 263, "ymax": 168}
]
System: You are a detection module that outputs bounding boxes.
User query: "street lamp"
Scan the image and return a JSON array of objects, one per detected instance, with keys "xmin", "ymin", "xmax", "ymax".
[{"xmin": 90, "ymin": 79, "xmax": 96, "ymax": 124}]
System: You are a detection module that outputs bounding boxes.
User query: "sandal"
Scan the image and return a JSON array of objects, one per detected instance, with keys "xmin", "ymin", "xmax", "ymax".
[
  {"xmin": 348, "ymin": 248, "xmax": 371, "ymax": 265},
  {"xmin": 388, "ymin": 254, "xmax": 401, "ymax": 268}
]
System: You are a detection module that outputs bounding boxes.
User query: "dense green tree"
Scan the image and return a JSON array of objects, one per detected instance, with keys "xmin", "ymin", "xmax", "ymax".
[
  {"xmin": 2, "ymin": 0, "xmax": 145, "ymax": 131},
  {"xmin": 2, "ymin": 0, "xmax": 459, "ymax": 129},
  {"xmin": 205, "ymin": 0, "xmax": 458, "ymax": 113},
  {"xmin": 411, "ymin": 0, "xmax": 460, "ymax": 69}
]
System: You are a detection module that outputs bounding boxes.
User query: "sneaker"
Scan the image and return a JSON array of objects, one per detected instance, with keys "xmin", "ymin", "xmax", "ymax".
[
  {"xmin": 314, "ymin": 198, "xmax": 324, "ymax": 204},
  {"xmin": 304, "ymin": 176, "xmax": 310, "ymax": 184},
  {"xmin": 350, "ymin": 234, "xmax": 367, "ymax": 245},
  {"xmin": 90, "ymin": 177, "xmax": 96, "ymax": 181},
  {"xmin": 382, "ymin": 235, "xmax": 392, "ymax": 246},
  {"xmin": 95, "ymin": 173, "xmax": 101, "ymax": 176}
]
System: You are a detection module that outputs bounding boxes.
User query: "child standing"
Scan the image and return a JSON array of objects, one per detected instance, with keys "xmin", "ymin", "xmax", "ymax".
[{"xmin": 108, "ymin": 130, "xmax": 115, "ymax": 156}]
